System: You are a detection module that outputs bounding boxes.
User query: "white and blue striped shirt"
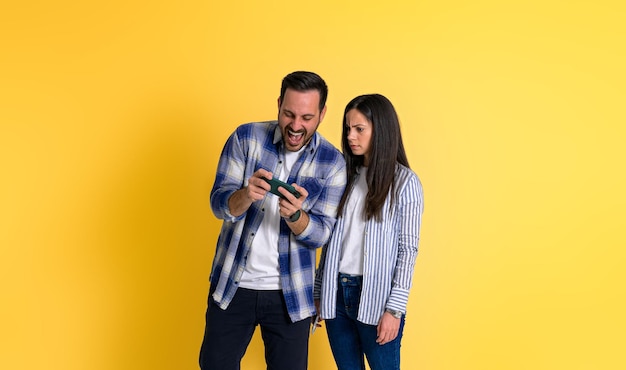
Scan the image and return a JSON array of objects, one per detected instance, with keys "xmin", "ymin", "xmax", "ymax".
[{"xmin": 315, "ymin": 164, "xmax": 424, "ymax": 325}]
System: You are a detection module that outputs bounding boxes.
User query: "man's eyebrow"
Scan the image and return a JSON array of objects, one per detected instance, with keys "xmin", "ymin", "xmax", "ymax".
[{"xmin": 282, "ymin": 109, "xmax": 316, "ymax": 118}]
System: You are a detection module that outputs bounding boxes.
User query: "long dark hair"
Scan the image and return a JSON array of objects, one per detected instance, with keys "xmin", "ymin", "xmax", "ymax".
[{"xmin": 337, "ymin": 94, "xmax": 410, "ymax": 221}]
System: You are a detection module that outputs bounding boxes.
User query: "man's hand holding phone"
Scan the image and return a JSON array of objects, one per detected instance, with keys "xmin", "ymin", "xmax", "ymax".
[
  {"xmin": 262, "ymin": 177, "xmax": 301, "ymax": 199},
  {"xmin": 260, "ymin": 174, "xmax": 307, "ymax": 223},
  {"xmin": 244, "ymin": 169, "xmax": 275, "ymax": 202}
]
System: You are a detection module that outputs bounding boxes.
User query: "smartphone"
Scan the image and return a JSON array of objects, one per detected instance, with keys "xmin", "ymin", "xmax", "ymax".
[{"xmin": 262, "ymin": 177, "xmax": 301, "ymax": 199}]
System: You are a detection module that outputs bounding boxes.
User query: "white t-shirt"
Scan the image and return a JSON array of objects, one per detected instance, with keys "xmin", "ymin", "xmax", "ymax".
[
  {"xmin": 239, "ymin": 147, "xmax": 303, "ymax": 289},
  {"xmin": 338, "ymin": 167, "xmax": 368, "ymax": 276}
]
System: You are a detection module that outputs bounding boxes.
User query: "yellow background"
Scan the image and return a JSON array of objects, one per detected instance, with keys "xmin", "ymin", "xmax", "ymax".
[{"xmin": 1, "ymin": 1, "xmax": 624, "ymax": 369}]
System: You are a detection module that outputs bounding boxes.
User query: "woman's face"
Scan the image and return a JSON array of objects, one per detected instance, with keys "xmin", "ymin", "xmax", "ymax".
[{"xmin": 345, "ymin": 108, "xmax": 373, "ymax": 165}]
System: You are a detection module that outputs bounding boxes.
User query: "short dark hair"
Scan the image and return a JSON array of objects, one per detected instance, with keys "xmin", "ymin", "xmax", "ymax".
[
  {"xmin": 279, "ymin": 71, "xmax": 328, "ymax": 111},
  {"xmin": 338, "ymin": 94, "xmax": 410, "ymax": 221}
]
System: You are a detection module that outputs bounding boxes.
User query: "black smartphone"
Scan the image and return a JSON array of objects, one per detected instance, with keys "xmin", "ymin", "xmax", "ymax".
[{"xmin": 262, "ymin": 177, "xmax": 301, "ymax": 199}]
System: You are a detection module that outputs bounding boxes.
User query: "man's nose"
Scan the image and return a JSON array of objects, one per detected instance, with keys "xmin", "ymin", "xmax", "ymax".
[{"xmin": 291, "ymin": 117, "xmax": 304, "ymax": 130}]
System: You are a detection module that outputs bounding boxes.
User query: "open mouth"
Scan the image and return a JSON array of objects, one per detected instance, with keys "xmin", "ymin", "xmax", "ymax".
[{"xmin": 287, "ymin": 129, "xmax": 304, "ymax": 146}]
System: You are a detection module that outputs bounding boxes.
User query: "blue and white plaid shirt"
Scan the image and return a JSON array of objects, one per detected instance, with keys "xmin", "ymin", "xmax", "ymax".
[{"xmin": 209, "ymin": 121, "xmax": 347, "ymax": 322}]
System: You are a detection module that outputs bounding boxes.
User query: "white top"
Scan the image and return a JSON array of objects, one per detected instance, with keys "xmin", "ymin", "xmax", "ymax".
[
  {"xmin": 338, "ymin": 167, "xmax": 368, "ymax": 275},
  {"xmin": 239, "ymin": 147, "xmax": 303, "ymax": 289}
]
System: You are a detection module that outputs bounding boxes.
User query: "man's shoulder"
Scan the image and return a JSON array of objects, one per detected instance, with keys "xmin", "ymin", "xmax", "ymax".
[
  {"xmin": 235, "ymin": 120, "xmax": 277, "ymax": 135},
  {"xmin": 228, "ymin": 121, "xmax": 278, "ymax": 147}
]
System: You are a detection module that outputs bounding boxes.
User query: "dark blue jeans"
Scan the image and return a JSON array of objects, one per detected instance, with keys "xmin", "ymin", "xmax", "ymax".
[
  {"xmin": 325, "ymin": 274, "xmax": 405, "ymax": 370},
  {"xmin": 199, "ymin": 288, "xmax": 311, "ymax": 370}
]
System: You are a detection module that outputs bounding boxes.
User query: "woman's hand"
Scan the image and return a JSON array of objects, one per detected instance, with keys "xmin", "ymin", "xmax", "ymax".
[{"xmin": 376, "ymin": 311, "xmax": 400, "ymax": 345}]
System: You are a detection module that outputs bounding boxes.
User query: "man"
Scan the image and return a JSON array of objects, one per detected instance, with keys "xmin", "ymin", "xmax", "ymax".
[{"xmin": 199, "ymin": 71, "xmax": 347, "ymax": 370}]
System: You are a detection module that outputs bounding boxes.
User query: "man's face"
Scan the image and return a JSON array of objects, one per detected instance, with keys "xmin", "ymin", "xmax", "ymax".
[{"xmin": 277, "ymin": 88, "xmax": 326, "ymax": 152}]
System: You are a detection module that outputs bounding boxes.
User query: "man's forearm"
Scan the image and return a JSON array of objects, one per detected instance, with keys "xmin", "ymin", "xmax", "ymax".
[{"xmin": 228, "ymin": 187, "xmax": 254, "ymax": 217}]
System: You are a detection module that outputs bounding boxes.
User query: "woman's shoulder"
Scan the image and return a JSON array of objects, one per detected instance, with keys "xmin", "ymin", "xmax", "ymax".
[
  {"xmin": 394, "ymin": 163, "xmax": 423, "ymax": 195},
  {"xmin": 395, "ymin": 163, "xmax": 420, "ymax": 182}
]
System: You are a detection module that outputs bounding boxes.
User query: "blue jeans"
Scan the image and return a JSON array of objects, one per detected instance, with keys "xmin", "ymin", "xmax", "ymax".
[{"xmin": 325, "ymin": 274, "xmax": 405, "ymax": 370}]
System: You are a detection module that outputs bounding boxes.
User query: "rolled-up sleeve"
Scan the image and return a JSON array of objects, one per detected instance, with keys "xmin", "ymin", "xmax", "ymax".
[{"xmin": 210, "ymin": 130, "xmax": 247, "ymax": 223}]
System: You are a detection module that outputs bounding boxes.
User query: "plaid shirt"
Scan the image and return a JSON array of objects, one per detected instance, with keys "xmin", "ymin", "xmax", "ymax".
[{"xmin": 209, "ymin": 121, "xmax": 346, "ymax": 322}]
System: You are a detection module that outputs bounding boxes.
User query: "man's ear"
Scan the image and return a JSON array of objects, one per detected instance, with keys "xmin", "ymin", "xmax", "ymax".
[
  {"xmin": 277, "ymin": 97, "xmax": 281, "ymax": 111},
  {"xmin": 319, "ymin": 105, "xmax": 327, "ymax": 122}
]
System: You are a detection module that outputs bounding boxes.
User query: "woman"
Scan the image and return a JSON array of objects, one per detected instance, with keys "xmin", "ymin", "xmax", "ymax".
[{"xmin": 314, "ymin": 94, "xmax": 424, "ymax": 370}]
